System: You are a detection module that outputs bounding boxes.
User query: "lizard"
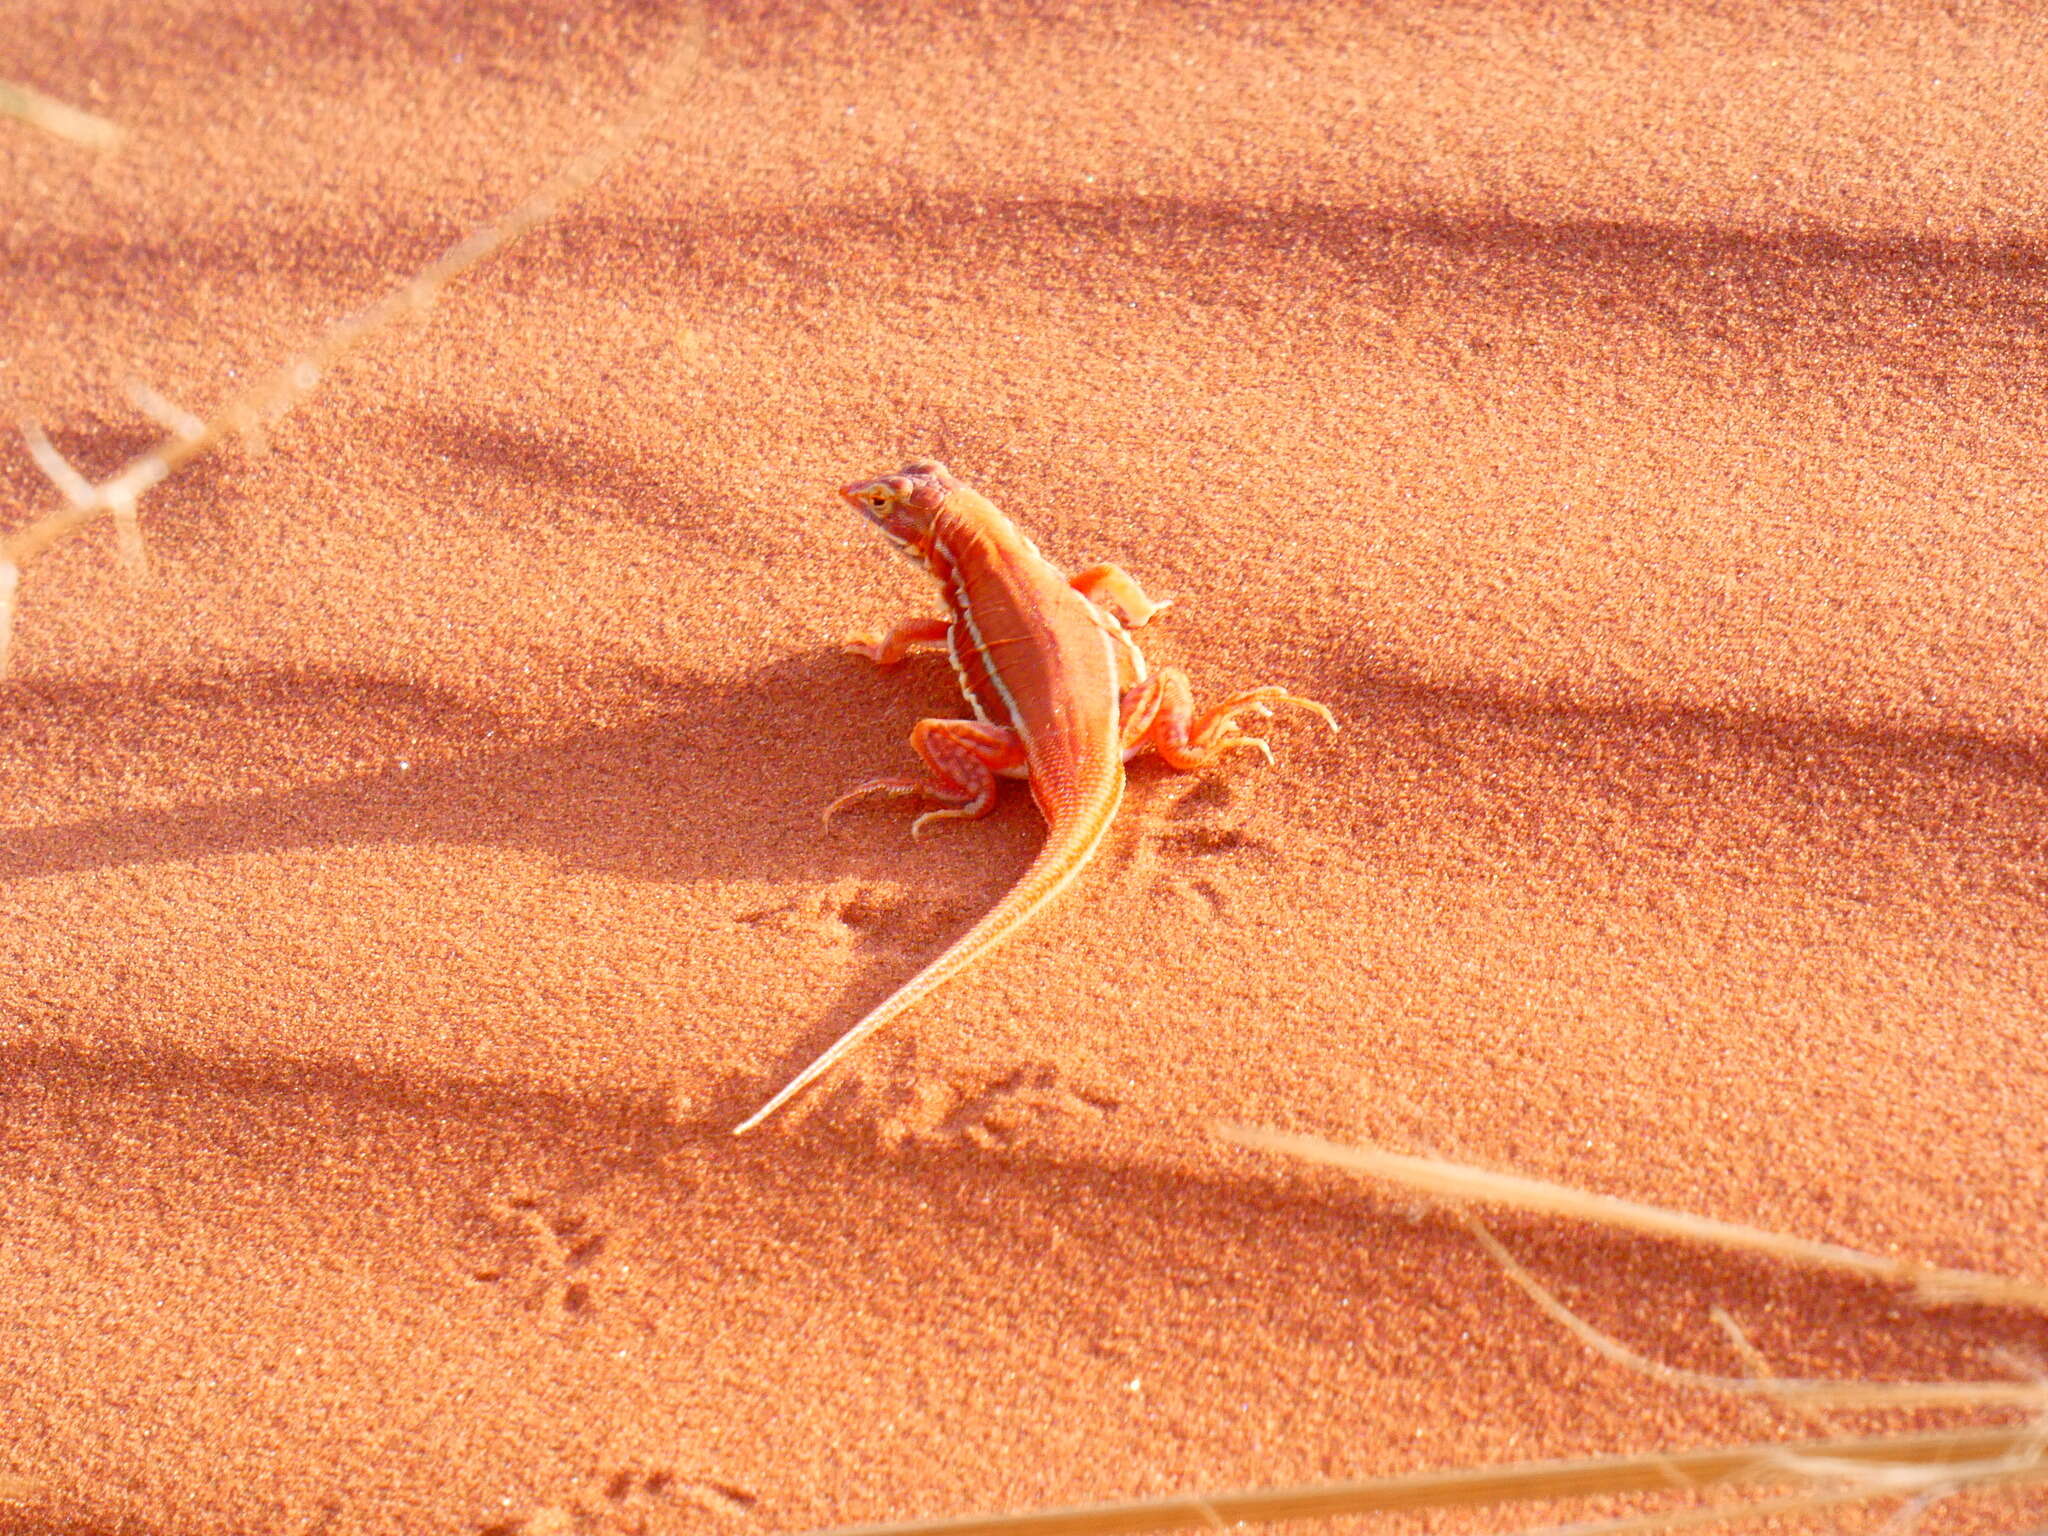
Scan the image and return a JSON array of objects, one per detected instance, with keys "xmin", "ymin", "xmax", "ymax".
[{"xmin": 733, "ymin": 460, "xmax": 1334, "ymax": 1134}]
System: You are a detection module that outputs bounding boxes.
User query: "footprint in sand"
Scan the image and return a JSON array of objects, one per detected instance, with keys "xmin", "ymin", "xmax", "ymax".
[
  {"xmin": 473, "ymin": 1190, "xmax": 612, "ymax": 1319},
  {"xmin": 735, "ymin": 880, "xmax": 974, "ymax": 956},
  {"xmin": 876, "ymin": 1063, "xmax": 1120, "ymax": 1149},
  {"xmin": 1144, "ymin": 812, "xmax": 1282, "ymax": 921},
  {"xmin": 481, "ymin": 1470, "xmax": 756, "ymax": 1535}
]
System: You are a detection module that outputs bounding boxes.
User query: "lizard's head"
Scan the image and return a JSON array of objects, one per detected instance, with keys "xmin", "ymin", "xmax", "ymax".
[{"xmin": 840, "ymin": 460, "xmax": 958, "ymax": 565}]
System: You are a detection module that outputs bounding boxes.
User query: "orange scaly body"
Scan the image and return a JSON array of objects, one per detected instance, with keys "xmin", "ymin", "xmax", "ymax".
[{"xmin": 733, "ymin": 462, "xmax": 1332, "ymax": 1133}]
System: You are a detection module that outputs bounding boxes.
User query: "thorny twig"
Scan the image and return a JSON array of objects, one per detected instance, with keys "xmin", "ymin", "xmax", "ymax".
[{"xmin": 0, "ymin": 24, "xmax": 702, "ymax": 674}]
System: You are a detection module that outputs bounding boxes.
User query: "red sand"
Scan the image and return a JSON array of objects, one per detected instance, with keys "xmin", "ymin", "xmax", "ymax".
[{"xmin": 4, "ymin": 2, "xmax": 2047, "ymax": 1531}]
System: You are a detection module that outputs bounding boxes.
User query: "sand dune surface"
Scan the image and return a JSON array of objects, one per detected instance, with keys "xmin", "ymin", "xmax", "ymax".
[{"xmin": 3, "ymin": 2, "xmax": 2047, "ymax": 1532}]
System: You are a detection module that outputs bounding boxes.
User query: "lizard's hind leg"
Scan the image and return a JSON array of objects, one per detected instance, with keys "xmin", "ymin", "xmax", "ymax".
[
  {"xmin": 824, "ymin": 718, "xmax": 1027, "ymax": 836},
  {"xmin": 1121, "ymin": 668, "xmax": 1336, "ymax": 771}
]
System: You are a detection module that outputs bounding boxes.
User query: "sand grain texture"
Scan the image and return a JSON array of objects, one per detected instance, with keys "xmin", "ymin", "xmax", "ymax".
[{"xmin": 3, "ymin": 2, "xmax": 2047, "ymax": 1532}]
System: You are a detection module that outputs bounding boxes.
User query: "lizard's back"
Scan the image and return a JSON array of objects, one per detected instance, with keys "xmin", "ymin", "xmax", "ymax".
[{"xmin": 927, "ymin": 489, "xmax": 1142, "ymax": 816}]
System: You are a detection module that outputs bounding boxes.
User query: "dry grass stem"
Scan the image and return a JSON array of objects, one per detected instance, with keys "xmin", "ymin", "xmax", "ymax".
[
  {"xmin": 1708, "ymin": 1305, "xmax": 1841, "ymax": 1432},
  {"xmin": 1459, "ymin": 1212, "xmax": 2046, "ymax": 1409},
  {"xmin": 1515, "ymin": 1489, "xmax": 1886, "ymax": 1536},
  {"xmin": 1774, "ymin": 1412, "xmax": 2048, "ymax": 1491},
  {"xmin": 797, "ymin": 1427, "xmax": 2041, "ymax": 1536},
  {"xmin": 1707, "ymin": 1308, "xmax": 1776, "ymax": 1385},
  {"xmin": 0, "ymin": 80, "xmax": 123, "ymax": 148},
  {"xmin": 1508, "ymin": 1483, "xmax": 1968, "ymax": 1536},
  {"xmin": 0, "ymin": 560, "xmax": 16, "ymax": 665},
  {"xmin": 124, "ymin": 378, "xmax": 205, "ymax": 443},
  {"xmin": 0, "ymin": 21, "xmax": 702, "ymax": 672},
  {"xmin": 1516, "ymin": 1456, "xmax": 2048, "ymax": 1536},
  {"xmin": 1218, "ymin": 1125, "xmax": 2048, "ymax": 1313}
]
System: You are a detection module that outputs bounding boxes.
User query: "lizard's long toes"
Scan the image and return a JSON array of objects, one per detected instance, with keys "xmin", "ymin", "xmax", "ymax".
[
  {"xmin": 1222, "ymin": 735, "xmax": 1275, "ymax": 764},
  {"xmin": 823, "ymin": 779, "xmax": 920, "ymax": 825},
  {"xmin": 1276, "ymin": 694, "xmax": 1339, "ymax": 732},
  {"xmin": 910, "ymin": 806, "xmax": 976, "ymax": 837}
]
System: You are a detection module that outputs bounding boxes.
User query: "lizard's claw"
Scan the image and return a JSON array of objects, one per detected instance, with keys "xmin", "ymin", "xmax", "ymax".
[
  {"xmin": 1221, "ymin": 736, "xmax": 1275, "ymax": 764},
  {"xmin": 823, "ymin": 777, "xmax": 922, "ymax": 825},
  {"xmin": 1215, "ymin": 686, "xmax": 1336, "ymax": 733},
  {"xmin": 842, "ymin": 632, "xmax": 888, "ymax": 662},
  {"xmin": 1264, "ymin": 691, "xmax": 1338, "ymax": 733},
  {"xmin": 910, "ymin": 806, "xmax": 976, "ymax": 837}
]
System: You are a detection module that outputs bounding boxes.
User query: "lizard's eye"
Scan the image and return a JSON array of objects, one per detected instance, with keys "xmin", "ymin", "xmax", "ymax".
[{"xmin": 864, "ymin": 493, "xmax": 890, "ymax": 512}]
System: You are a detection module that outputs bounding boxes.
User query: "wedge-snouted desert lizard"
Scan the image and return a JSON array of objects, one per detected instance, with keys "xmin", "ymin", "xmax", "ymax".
[{"xmin": 733, "ymin": 461, "xmax": 1333, "ymax": 1133}]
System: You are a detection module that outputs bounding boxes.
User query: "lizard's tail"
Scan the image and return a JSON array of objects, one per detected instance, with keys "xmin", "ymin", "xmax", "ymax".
[{"xmin": 732, "ymin": 775, "xmax": 1122, "ymax": 1134}]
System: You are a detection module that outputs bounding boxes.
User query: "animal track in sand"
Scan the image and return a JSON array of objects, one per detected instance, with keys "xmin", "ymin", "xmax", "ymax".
[
  {"xmin": 1166, "ymin": 874, "xmax": 1231, "ymax": 919},
  {"xmin": 598, "ymin": 1468, "xmax": 757, "ymax": 1523},
  {"xmin": 1159, "ymin": 821, "xmax": 1278, "ymax": 858},
  {"xmin": 733, "ymin": 884, "xmax": 865, "ymax": 950},
  {"xmin": 475, "ymin": 1190, "xmax": 612, "ymax": 1318},
  {"xmin": 880, "ymin": 1063, "xmax": 1120, "ymax": 1149},
  {"xmin": 480, "ymin": 1469, "xmax": 756, "ymax": 1535},
  {"xmin": 734, "ymin": 881, "xmax": 973, "ymax": 954},
  {"xmin": 1142, "ymin": 819, "xmax": 1281, "ymax": 922}
]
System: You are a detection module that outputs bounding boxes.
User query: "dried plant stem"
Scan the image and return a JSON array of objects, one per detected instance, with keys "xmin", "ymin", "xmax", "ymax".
[
  {"xmin": 799, "ymin": 1427, "xmax": 2041, "ymax": 1536},
  {"xmin": 1456, "ymin": 1210, "xmax": 2044, "ymax": 1409},
  {"xmin": 1501, "ymin": 1470, "xmax": 2046, "ymax": 1536},
  {"xmin": 0, "ymin": 80, "xmax": 122, "ymax": 148},
  {"xmin": 0, "ymin": 22, "xmax": 701, "ymax": 671},
  {"xmin": 1217, "ymin": 1125, "xmax": 2048, "ymax": 1313}
]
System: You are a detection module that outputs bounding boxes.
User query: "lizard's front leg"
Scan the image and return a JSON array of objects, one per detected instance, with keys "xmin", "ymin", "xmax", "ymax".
[
  {"xmin": 1120, "ymin": 668, "xmax": 1336, "ymax": 771},
  {"xmin": 824, "ymin": 718, "xmax": 1027, "ymax": 836},
  {"xmin": 844, "ymin": 616, "xmax": 949, "ymax": 666},
  {"xmin": 1070, "ymin": 563, "xmax": 1172, "ymax": 627}
]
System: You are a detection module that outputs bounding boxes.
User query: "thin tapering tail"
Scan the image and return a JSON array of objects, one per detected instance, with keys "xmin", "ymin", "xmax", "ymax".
[{"xmin": 732, "ymin": 779, "xmax": 1121, "ymax": 1134}]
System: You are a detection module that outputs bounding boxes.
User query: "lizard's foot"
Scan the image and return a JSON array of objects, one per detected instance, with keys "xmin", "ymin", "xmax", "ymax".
[
  {"xmin": 1215, "ymin": 686, "xmax": 1336, "ymax": 734},
  {"xmin": 911, "ymin": 805, "xmax": 983, "ymax": 838},
  {"xmin": 823, "ymin": 777, "xmax": 931, "ymax": 825},
  {"xmin": 1122, "ymin": 672, "xmax": 1336, "ymax": 772},
  {"xmin": 824, "ymin": 717, "xmax": 1026, "ymax": 833},
  {"xmin": 844, "ymin": 615, "xmax": 949, "ymax": 666},
  {"xmin": 1217, "ymin": 735, "xmax": 1275, "ymax": 764}
]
